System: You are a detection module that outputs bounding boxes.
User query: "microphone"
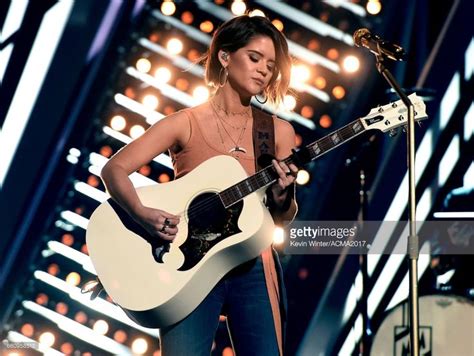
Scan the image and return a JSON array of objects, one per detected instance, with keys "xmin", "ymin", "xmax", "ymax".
[{"xmin": 353, "ymin": 28, "xmax": 405, "ymax": 61}]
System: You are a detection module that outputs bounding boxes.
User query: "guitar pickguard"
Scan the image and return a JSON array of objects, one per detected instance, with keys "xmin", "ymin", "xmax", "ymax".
[{"xmin": 177, "ymin": 192, "xmax": 243, "ymax": 271}]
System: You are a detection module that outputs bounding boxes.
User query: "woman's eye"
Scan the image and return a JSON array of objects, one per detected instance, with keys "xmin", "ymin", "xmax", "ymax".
[{"xmin": 250, "ymin": 56, "xmax": 259, "ymax": 62}]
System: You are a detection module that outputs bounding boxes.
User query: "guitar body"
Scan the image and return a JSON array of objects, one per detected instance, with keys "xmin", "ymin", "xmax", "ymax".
[{"xmin": 86, "ymin": 155, "xmax": 275, "ymax": 328}]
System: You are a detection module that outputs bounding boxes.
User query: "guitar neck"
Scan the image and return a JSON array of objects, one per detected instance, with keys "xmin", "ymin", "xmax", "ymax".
[{"xmin": 219, "ymin": 118, "xmax": 366, "ymax": 208}]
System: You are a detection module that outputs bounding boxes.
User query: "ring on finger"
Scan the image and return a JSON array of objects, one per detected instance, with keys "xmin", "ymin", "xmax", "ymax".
[
  {"xmin": 164, "ymin": 218, "xmax": 171, "ymax": 226},
  {"xmin": 160, "ymin": 225, "xmax": 167, "ymax": 233}
]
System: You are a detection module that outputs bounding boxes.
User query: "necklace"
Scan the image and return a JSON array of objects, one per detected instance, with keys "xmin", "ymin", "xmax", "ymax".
[
  {"xmin": 210, "ymin": 101, "xmax": 249, "ymax": 157},
  {"xmin": 210, "ymin": 99, "xmax": 251, "ymax": 130}
]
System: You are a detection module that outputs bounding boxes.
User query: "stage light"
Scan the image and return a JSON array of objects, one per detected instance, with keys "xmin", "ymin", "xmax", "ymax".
[
  {"xmin": 93, "ymin": 319, "xmax": 109, "ymax": 335},
  {"xmin": 61, "ymin": 233, "xmax": 74, "ymax": 246},
  {"xmin": 39, "ymin": 331, "xmax": 55, "ymax": 347},
  {"xmin": 163, "ymin": 105, "xmax": 176, "ymax": 115},
  {"xmin": 99, "ymin": 145, "xmax": 113, "ymax": 157},
  {"xmin": 166, "ymin": 38, "xmax": 183, "ymax": 55},
  {"xmin": 47, "ymin": 263, "xmax": 60, "ymax": 276},
  {"xmin": 130, "ymin": 125, "xmax": 145, "ymax": 139},
  {"xmin": 139, "ymin": 165, "xmax": 151, "ymax": 176},
  {"xmin": 291, "ymin": 64, "xmax": 310, "ymax": 86},
  {"xmin": 142, "ymin": 94, "xmax": 159, "ymax": 110},
  {"xmin": 366, "ymin": 0, "xmax": 382, "ymax": 15},
  {"xmin": 154, "ymin": 67, "xmax": 171, "ymax": 83},
  {"xmin": 60, "ymin": 342, "xmax": 74, "ymax": 354},
  {"xmin": 283, "ymin": 95, "xmax": 297, "ymax": 111},
  {"xmin": 81, "ymin": 243, "xmax": 88, "ymax": 254},
  {"xmin": 187, "ymin": 48, "xmax": 201, "ymax": 61},
  {"xmin": 110, "ymin": 115, "xmax": 126, "ymax": 131},
  {"xmin": 124, "ymin": 87, "xmax": 136, "ymax": 98},
  {"xmin": 181, "ymin": 11, "xmax": 193, "ymax": 24},
  {"xmin": 307, "ymin": 39, "xmax": 320, "ymax": 51},
  {"xmin": 319, "ymin": 114, "xmax": 332, "ymax": 128},
  {"xmin": 222, "ymin": 346, "xmax": 234, "ymax": 356},
  {"xmin": 20, "ymin": 323, "xmax": 34, "ymax": 337},
  {"xmin": 161, "ymin": 0, "xmax": 176, "ymax": 16},
  {"xmin": 314, "ymin": 76, "xmax": 327, "ymax": 89},
  {"xmin": 327, "ymin": 48, "xmax": 339, "ymax": 60},
  {"xmin": 301, "ymin": 105, "xmax": 314, "ymax": 119},
  {"xmin": 200, "ymin": 20, "xmax": 214, "ymax": 33},
  {"xmin": 342, "ymin": 55, "xmax": 360, "ymax": 73},
  {"xmin": 113, "ymin": 329, "xmax": 127, "ymax": 343},
  {"xmin": 249, "ymin": 9, "xmax": 265, "ymax": 17},
  {"xmin": 272, "ymin": 19, "xmax": 284, "ymax": 32},
  {"xmin": 131, "ymin": 337, "xmax": 149, "ymax": 354},
  {"xmin": 74, "ymin": 311, "xmax": 87, "ymax": 324},
  {"xmin": 298, "ymin": 267, "xmax": 309, "ymax": 280},
  {"xmin": 158, "ymin": 173, "xmax": 171, "ymax": 183},
  {"xmin": 273, "ymin": 227, "xmax": 284, "ymax": 244},
  {"xmin": 176, "ymin": 78, "xmax": 190, "ymax": 91},
  {"xmin": 36, "ymin": 293, "xmax": 48, "ymax": 305},
  {"xmin": 296, "ymin": 169, "xmax": 310, "ymax": 185},
  {"xmin": 231, "ymin": 0, "xmax": 246, "ymax": 16},
  {"xmin": 332, "ymin": 85, "xmax": 346, "ymax": 99},
  {"xmin": 295, "ymin": 134, "xmax": 303, "ymax": 147},
  {"xmin": 66, "ymin": 272, "xmax": 81, "ymax": 286},
  {"xmin": 192, "ymin": 86, "xmax": 210, "ymax": 103},
  {"xmin": 55, "ymin": 302, "xmax": 68, "ymax": 315},
  {"xmin": 136, "ymin": 58, "xmax": 151, "ymax": 73},
  {"xmin": 87, "ymin": 175, "xmax": 100, "ymax": 188}
]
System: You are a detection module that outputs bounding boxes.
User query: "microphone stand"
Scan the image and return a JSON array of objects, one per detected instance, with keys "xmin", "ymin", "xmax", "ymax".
[{"xmin": 374, "ymin": 54, "xmax": 419, "ymax": 356}]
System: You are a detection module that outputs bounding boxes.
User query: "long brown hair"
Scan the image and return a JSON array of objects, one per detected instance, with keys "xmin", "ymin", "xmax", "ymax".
[{"xmin": 203, "ymin": 15, "xmax": 292, "ymax": 106}]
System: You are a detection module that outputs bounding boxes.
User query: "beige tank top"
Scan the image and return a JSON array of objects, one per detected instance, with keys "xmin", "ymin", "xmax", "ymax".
[{"xmin": 169, "ymin": 107, "xmax": 256, "ymax": 178}]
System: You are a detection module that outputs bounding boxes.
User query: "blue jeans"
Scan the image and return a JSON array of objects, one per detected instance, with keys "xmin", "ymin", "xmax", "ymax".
[{"xmin": 160, "ymin": 256, "xmax": 279, "ymax": 356}]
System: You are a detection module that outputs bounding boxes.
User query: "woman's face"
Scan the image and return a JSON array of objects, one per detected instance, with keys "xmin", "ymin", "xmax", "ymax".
[{"xmin": 221, "ymin": 35, "xmax": 276, "ymax": 97}]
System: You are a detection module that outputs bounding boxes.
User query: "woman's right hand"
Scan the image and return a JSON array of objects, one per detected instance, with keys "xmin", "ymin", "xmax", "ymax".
[{"xmin": 133, "ymin": 206, "xmax": 180, "ymax": 242}]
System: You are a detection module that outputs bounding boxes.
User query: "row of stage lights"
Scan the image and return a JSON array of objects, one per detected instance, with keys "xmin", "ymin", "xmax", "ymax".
[{"xmin": 160, "ymin": 0, "xmax": 383, "ymax": 19}]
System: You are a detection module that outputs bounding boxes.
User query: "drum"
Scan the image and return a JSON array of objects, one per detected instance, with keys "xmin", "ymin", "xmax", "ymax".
[{"xmin": 370, "ymin": 295, "xmax": 474, "ymax": 355}]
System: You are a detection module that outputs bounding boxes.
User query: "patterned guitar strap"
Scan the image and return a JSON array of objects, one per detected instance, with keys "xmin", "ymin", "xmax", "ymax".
[{"xmin": 251, "ymin": 106, "xmax": 287, "ymax": 356}]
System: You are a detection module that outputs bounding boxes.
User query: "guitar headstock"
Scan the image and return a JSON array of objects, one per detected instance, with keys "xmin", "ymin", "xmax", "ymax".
[{"xmin": 360, "ymin": 93, "xmax": 428, "ymax": 133}]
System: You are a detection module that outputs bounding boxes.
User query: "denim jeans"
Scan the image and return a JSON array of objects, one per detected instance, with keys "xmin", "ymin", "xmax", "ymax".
[{"xmin": 160, "ymin": 256, "xmax": 279, "ymax": 356}]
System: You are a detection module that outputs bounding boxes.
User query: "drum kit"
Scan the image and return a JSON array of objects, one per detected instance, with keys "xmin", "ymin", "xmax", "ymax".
[{"xmin": 371, "ymin": 294, "xmax": 474, "ymax": 355}]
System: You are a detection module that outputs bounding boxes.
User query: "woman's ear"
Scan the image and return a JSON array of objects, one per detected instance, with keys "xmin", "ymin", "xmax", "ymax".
[{"xmin": 217, "ymin": 50, "xmax": 229, "ymax": 67}]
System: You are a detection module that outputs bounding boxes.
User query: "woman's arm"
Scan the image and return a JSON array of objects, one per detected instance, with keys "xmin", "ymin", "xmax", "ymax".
[{"xmin": 101, "ymin": 111, "xmax": 190, "ymax": 239}]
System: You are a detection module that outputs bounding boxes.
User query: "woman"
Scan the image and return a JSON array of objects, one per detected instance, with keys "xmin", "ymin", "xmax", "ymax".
[{"xmin": 101, "ymin": 15, "xmax": 298, "ymax": 355}]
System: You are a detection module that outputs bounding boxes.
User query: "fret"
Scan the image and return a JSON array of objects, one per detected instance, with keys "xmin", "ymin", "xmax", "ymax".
[{"xmin": 330, "ymin": 132, "xmax": 341, "ymax": 145}]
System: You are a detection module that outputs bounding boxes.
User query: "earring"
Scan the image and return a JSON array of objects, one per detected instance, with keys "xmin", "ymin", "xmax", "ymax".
[
  {"xmin": 218, "ymin": 67, "xmax": 228, "ymax": 87},
  {"xmin": 255, "ymin": 93, "xmax": 268, "ymax": 104},
  {"xmin": 221, "ymin": 52, "xmax": 229, "ymax": 61}
]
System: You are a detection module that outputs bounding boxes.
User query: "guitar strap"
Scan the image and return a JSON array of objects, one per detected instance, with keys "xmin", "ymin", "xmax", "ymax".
[
  {"xmin": 251, "ymin": 106, "xmax": 275, "ymax": 169},
  {"xmin": 251, "ymin": 107, "xmax": 287, "ymax": 356}
]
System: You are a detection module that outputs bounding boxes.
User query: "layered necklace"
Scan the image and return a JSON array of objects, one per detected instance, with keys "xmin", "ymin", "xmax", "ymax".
[{"xmin": 210, "ymin": 99, "xmax": 251, "ymax": 158}]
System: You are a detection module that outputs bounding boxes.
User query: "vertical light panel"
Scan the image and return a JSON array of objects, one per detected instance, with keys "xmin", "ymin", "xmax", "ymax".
[{"xmin": 0, "ymin": 0, "xmax": 74, "ymax": 188}]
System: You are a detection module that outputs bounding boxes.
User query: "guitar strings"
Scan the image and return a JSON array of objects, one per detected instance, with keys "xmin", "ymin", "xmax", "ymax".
[
  {"xmin": 172, "ymin": 122, "xmax": 360, "ymax": 221},
  {"xmin": 182, "ymin": 166, "xmax": 277, "ymax": 221}
]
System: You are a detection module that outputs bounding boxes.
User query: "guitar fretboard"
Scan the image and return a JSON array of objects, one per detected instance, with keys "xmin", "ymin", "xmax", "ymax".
[{"xmin": 219, "ymin": 118, "xmax": 366, "ymax": 208}]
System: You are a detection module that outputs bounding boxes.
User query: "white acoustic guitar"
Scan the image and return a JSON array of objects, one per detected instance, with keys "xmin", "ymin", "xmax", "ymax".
[{"xmin": 86, "ymin": 94, "xmax": 427, "ymax": 328}]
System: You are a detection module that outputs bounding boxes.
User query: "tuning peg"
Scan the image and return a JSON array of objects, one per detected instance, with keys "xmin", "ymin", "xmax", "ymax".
[
  {"xmin": 392, "ymin": 102, "xmax": 398, "ymax": 108},
  {"xmin": 402, "ymin": 125, "xmax": 407, "ymax": 133},
  {"xmin": 389, "ymin": 129, "xmax": 398, "ymax": 137},
  {"xmin": 417, "ymin": 121, "xmax": 423, "ymax": 128},
  {"xmin": 378, "ymin": 106, "xmax": 384, "ymax": 113}
]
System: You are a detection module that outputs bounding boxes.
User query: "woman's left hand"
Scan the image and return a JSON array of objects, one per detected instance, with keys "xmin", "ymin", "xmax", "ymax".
[{"xmin": 270, "ymin": 159, "xmax": 298, "ymax": 207}]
